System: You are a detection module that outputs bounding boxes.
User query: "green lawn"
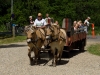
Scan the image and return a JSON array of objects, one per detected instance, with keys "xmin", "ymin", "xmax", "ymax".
[
  {"xmin": 88, "ymin": 44, "xmax": 100, "ymax": 56},
  {"xmin": 0, "ymin": 36, "xmax": 26, "ymax": 45}
]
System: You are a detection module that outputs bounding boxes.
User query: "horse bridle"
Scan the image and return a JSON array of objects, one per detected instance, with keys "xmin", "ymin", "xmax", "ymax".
[
  {"xmin": 46, "ymin": 25, "xmax": 60, "ymax": 41},
  {"xmin": 26, "ymin": 27, "xmax": 42, "ymax": 50}
]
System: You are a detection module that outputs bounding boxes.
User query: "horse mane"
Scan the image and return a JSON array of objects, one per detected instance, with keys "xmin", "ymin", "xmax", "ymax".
[
  {"xmin": 24, "ymin": 25, "xmax": 33, "ymax": 33},
  {"xmin": 25, "ymin": 25, "xmax": 45, "ymax": 41},
  {"xmin": 59, "ymin": 29, "xmax": 66, "ymax": 41},
  {"xmin": 36, "ymin": 28, "xmax": 45, "ymax": 41}
]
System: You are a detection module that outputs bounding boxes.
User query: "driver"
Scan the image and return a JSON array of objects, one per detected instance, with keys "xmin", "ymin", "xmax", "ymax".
[{"xmin": 33, "ymin": 13, "xmax": 47, "ymax": 28}]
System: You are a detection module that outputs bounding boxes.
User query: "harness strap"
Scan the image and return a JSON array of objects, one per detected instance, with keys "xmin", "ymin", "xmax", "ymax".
[
  {"xmin": 32, "ymin": 28, "xmax": 45, "ymax": 51},
  {"xmin": 51, "ymin": 28, "xmax": 60, "ymax": 41}
]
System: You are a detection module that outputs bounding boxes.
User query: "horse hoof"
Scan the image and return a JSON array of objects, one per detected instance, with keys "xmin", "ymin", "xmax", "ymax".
[
  {"xmin": 53, "ymin": 63, "xmax": 56, "ymax": 67},
  {"xmin": 30, "ymin": 62, "xmax": 34, "ymax": 66},
  {"xmin": 29, "ymin": 59, "xmax": 34, "ymax": 66},
  {"xmin": 35, "ymin": 62, "xmax": 38, "ymax": 65}
]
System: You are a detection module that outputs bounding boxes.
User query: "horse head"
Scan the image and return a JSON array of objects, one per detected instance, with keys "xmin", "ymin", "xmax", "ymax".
[
  {"xmin": 25, "ymin": 25, "xmax": 36, "ymax": 43},
  {"xmin": 45, "ymin": 24, "xmax": 60, "ymax": 40}
]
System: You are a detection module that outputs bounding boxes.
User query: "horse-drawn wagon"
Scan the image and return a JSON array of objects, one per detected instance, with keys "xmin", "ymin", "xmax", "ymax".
[{"xmin": 25, "ymin": 18, "xmax": 87, "ymax": 66}]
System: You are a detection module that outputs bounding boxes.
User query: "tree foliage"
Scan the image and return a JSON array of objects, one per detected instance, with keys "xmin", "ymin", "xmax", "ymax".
[{"xmin": 0, "ymin": 0, "xmax": 100, "ymax": 26}]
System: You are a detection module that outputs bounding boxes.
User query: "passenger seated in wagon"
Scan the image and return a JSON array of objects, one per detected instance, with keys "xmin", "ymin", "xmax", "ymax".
[
  {"xmin": 29, "ymin": 16, "xmax": 34, "ymax": 25},
  {"xmin": 52, "ymin": 20, "xmax": 60, "ymax": 28},
  {"xmin": 45, "ymin": 13, "xmax": 54, "ymax": 25},
  {"xmin": 45, "ymin": 13, "xmax": 51, "ymax": 23},
  {"xmin": 54, "ymin": 20, "xmax": 59, "ymax": 25},
  {"xmin": 73, "ymin": 21, "xmax": 79, "ymax": 32},
  {"xmin": 73, "ymin": 20, "xmax": 84, "ymax": 32},
  {"xmin": 77, "ymin": 20, "xmax": 84, "ymax": 32}
]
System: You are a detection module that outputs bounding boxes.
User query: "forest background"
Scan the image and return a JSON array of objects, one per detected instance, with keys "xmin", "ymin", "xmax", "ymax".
[{"xmin": 0, "ymin": 0, "xmax": 100, "ymax": 34}]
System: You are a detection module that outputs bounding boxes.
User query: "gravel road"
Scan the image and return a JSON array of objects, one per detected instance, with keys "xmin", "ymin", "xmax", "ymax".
[{"xmin": 0, "ymin": 35, "xmax": 100, "ymax": 75}]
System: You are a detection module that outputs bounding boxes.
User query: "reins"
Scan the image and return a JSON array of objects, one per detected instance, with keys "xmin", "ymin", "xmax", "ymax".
[{"xmin": 46, "ymin": 25, "xmax": 60, "ymax": 42}]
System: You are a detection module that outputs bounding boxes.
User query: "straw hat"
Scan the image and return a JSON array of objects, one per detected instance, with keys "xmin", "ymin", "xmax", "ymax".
[
  {"xmin": 38, "ymin": 13, "xmax": 42, "ymax": 16},
  {"xmin": 29, "ymin": 16, "xmax": 32, "ymax": 18}
]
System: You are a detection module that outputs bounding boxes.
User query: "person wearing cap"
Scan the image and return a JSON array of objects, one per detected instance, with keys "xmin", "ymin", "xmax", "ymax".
[
  {"xmin": 84, "ymin": 17, "xmax": 91, "ymax": 33},
  {"xmin": 29, "ymin": 16, "xmax": 34, "ymax": 25},
  {"xmin": 33, "ymin": 13, "xmax": 47, "ymax": 28}
]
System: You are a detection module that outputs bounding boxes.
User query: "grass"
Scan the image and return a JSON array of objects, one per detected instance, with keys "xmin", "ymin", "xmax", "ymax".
[
  {"xmin": 88, "ymin": 44, "xmax": 100, "ymax": 56},
  {"xmin": 0, "ymin": 35, "xmax": 26, "ymax": 45}
]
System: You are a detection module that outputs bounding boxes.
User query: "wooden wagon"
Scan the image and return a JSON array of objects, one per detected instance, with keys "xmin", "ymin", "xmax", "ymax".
[{"xmin": 62, "ymin": 18, "xmax": 86, "ymax": 53}]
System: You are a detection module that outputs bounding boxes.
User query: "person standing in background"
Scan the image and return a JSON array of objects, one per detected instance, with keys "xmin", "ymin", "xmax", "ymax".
[{"xmin": 84, "ymin": 17, "xmax": 91, "ymax": 34}]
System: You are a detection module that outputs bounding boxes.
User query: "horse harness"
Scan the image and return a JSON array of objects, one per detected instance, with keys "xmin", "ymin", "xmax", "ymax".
[
  {"xmin": 46, "ymin": 25, "xmax": 60, "ymax": 43},
  {"xmin": 27, "ymin": 28, "xmax": 45, "ymax": 51}
]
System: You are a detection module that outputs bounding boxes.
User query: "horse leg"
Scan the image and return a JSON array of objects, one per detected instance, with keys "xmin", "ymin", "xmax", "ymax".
[
  {"xmin": 35, "ymin": 55, "xmax": 37, "ymax": 65},
  {"xmin": 56, "ymin": 52, "xmax": 60, "ymax": 64},
  {"xmin": 51, "ymin": 50, "xmax": 55, "ymax": 66},
  {"xmin": 59, "ymin": 48, "xmax": 63, "ymax": 63},
  {"xmin": 34, "ymin": 49, "xmax": 39, "ymax": 65},
  {"xmin": 52, "ymin": 49, "xmax": 57, "ymax": 67},
  {"xmin": 59, "ymin": 51, "xmax": 62, "ymax": 63},
  {"xmin": 28, "ymin": 49, "xmax": 33, "ymax": 65},
  {"xmin": 52, "ymin": 55, "xmax": 57, "ymax": 67},
  {"xmin": 38, "ymin": 50, "xmax": 41, "ymax": 60}
]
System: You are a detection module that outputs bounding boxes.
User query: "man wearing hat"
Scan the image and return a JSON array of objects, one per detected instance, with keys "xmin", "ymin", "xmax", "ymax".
[
  {"xmin": 33, "ymin": 13, "xmax": 47, "ymax": 28},
  {"xmin": 84, "ymin": 17, "xmax": 91, "ymax": 34}
]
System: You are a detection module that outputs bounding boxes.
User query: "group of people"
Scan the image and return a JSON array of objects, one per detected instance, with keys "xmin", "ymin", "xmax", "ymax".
[
  {"xmin": 29, "ymin": 13, "xmax": 59, "ymax": 28},
  {"xmin": 73, "ymin": 17, "xmax": 91, "ymax": 33},
  {"xmin": 29, "ymin": 13, "xmax": 91, "ymax": 34}
]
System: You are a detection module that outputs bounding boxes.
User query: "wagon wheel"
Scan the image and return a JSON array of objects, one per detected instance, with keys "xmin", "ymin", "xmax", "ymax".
[{"xmin": 79, "ymin": 46, "xmax": 85, "ymax": 52}]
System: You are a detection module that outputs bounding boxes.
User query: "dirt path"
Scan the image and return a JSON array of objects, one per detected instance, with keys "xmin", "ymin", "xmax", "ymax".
[{"xmin": 0, "ymin": 35, "xmax": 100, "ymax": 75}]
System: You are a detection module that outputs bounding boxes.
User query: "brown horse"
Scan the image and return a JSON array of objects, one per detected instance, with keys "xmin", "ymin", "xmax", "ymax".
[
  {"xmin": 25, "ymin": 25, "xmax": 45, "ymax": 65},
  {"xmin": 45, "ymin": 24, "xmax": 66, "ymax": 67}
]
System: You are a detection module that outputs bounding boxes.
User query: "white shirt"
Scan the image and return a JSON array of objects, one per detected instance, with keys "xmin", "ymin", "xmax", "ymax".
[
  {"xmin": 45, "ymin": 17, "xmax": 51, "ymax": 21},
  {"xmin": 33, "ymin": 19, "xmax": 47, "ymax": 27},
  {"xmin": 45, "ymin": 17, "xmax": 53, "ymax": 24},
  {"xmin": 84, "ymin": 19, "xmax": 89, "ymax": 26}
]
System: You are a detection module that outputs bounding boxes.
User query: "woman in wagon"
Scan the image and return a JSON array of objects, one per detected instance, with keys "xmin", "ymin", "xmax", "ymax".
[
  {"xmin": 33, "ymin": 13, "xmax": 47, "ymax": 28},
  {"xmin": 29, "ymin": 16, "xmax": 34, "ymax": 25},
  {"xmin": 73, "ymin": 21, "xmax": 77, "ymax": 27},
  {"xmin": 77, "ymin": 20, "xmax": 84, "ymax": 31},
  {"xmin": 84, "ymin": 17, "xmax": 91, "ymax": 34},
  {"xmin": 73, "ymin": 21, "xmax": 79, "ymax": 31}
]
